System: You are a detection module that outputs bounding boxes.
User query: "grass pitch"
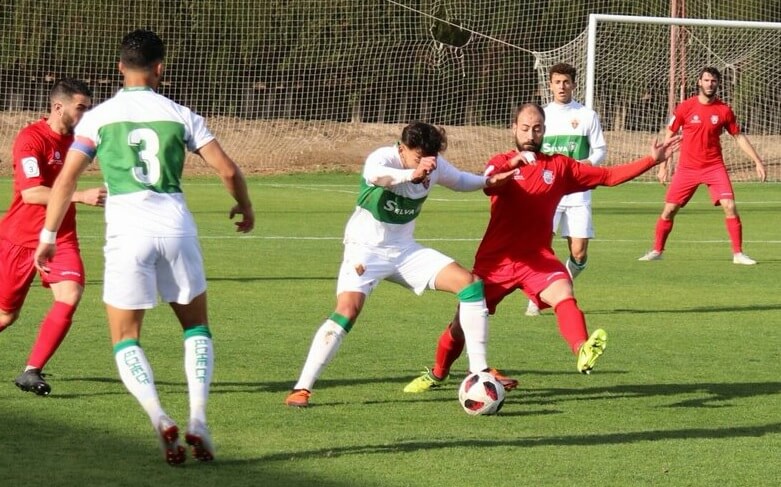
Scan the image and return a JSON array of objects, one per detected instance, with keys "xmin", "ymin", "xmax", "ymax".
[{"xmin": 0, "ymin": 175, "xmax": 779, "ymax": 486}]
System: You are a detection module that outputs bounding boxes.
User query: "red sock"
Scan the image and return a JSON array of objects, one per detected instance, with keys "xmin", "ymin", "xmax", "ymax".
[
  {"xmin": 432, "ymin": 325, "xmax": 464, "ymax": 379},
  {"xmin": 553, "ymin": 297, "xmax": 588, "ymax": 354},
  {"xmin": 725, "ymin": 217, "xmax": 742, "ymax": 254},
  {"xmin": 26, "ymin": 302, "xmax": 77, "ymax": 369},
  {"xmin": 654, "ymin": 218, "xmax": 674, "ymax": 252}
]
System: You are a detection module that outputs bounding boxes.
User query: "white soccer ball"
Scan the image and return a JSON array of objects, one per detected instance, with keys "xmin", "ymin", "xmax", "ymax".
[{"xmin": 458, "ymin": 371, "xmax": 506, "ymax": 416}]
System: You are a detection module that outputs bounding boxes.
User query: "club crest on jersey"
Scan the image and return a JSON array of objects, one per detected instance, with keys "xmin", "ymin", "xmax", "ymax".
[
  {"xmin": 710, "ymin": 115, "xmax": 719, "ymax": 125},
  {"xmin": 570, "ymin": 118, "xmax": 579, "ymax": 129},
  {"xmin": 542, "ymin": 169, "xmax": 554, "ymax": 185}
]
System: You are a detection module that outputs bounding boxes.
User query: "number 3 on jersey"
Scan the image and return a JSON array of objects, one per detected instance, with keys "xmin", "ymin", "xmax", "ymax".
[{"xmin": 128, "ymin": 128, "xmax": 161, "ymax": 185}]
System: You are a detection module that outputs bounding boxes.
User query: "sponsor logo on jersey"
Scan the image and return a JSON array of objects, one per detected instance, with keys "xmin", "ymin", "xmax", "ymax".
[
  {"xmin": 691, "ymin": 115, "xmax": 701, "ymax": 124},
  {"xmin": 710, "ymin": 115, "xmax": 719, "ymax": 125},
  {"xmin": 383, "ymin": 199, "xmax": 418, "ymax": 216},
  {"xmin": 542, "ymin": 169, "xmax": 554, "ymax": 185},
  {"xmin": 21, "ymin": 157, "xmax": 40, "ymax": 178}
]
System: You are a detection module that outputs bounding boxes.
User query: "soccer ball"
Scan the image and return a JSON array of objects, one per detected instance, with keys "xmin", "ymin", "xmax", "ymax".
[{"xmin": 458, "ymin": 371, "xmax": 505, "ymax": 416}]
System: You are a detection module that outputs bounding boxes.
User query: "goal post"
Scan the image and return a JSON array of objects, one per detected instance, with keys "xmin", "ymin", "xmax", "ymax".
[{"xmin": 576, "ymin": 14, "xmax": 781, "ymax": 181}]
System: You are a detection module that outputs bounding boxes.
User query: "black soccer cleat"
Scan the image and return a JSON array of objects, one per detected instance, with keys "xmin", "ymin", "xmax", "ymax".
[{"xmin": 14, "ymin": 368, "xmax": 51, "ymax": 396}]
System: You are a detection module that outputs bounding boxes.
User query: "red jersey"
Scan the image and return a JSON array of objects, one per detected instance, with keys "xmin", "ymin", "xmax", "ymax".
[
  {"xmin": 0, "ymin": 119, "xmax": 78, "ymax": 248},
  {"xmin": 476, "ymin": 150, "xmax": 656, "ymax": 268},
  {"xmin": 669, "ymin": 96, "xmax": 740, "ymax": 170}
]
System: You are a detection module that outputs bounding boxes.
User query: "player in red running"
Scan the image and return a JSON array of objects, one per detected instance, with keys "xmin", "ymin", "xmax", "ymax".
[
  {"xmin": 638, "ymin": 66, "xmax": 766, "ymax": 265},
  {"xmin": 404, "ymin": 103, "xmax": 680, "ymax": 392},
  {"xmin": 0, "ymin": 78, "xmax": 106, "ymax": 395}
]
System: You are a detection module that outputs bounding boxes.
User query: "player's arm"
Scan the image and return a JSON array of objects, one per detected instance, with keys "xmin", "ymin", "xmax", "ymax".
[
  {"xmin": 575, "ymin": 136, "xmax": 680, "ymax": 189},
  {"xmin": 21, "ymin": 185, "xmax": 105, "ymax": 207},
  {"xmin": 33, "ymin": 150, "xmax": 91, "ymax": 272},
  {"xmin": 654, "ymin": 127, "xmax": 677, "ymax": 185},
  {"xmin": 195, "ymin": 139, "xmax": 254, "ymax": 233},
  {"xmin": 733, "ymin": 134, "xmax": 766, "ymax": 182},
  {"xmin": 583, "ymin": 114, "xmax": 607, "ymax": 166}
]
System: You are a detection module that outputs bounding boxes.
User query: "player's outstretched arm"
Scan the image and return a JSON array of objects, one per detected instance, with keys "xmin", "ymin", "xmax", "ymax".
[
  {"xmin": 33, "ymin": 150, "xmax": 91, "ymax": 273},
  {"xmin": 73, "ymin": 186, "xmax": 107, "ymax": 207},
  {"xmin": 733, "ymin": 134, "xmax": 766, "ymax": 182},
  {"xmin": 196, "ymin": 139, "xmax": 254, "ymax": 233}
]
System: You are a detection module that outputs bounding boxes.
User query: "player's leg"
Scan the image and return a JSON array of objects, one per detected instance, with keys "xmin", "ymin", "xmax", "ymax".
[
  {"xmin": 640, "ymin": 170, "xmax": 696, "ymax": 260},
  {"xmin": 16, "ymin": 247, "xmax": 86, "ymax": 395},
  {"xmin": 0, "ymin": 239, "xmax": 36, "ymax": 332},
  {"xmin": 286, "ymin": 291, "xmax": 364, "ymax": 407},
  {"xmin": 704, "ymin": 169, "xmax": 756, "ymax": 264},
  {"xmin": 563, "ymin": 205, "xmax": 593, "ymax": 279}
]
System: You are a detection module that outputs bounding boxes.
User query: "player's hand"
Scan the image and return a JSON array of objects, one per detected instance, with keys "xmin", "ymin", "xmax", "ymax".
[
  {"xmin": 77, "ymin": 187, "xmax": 107, "ymax": 207},
  {"xmin": 230, "ymin": 204, "xmax": 255, "ymax": 233},
  {"xmin": 411, "ymin": 156, "xmax": 437, "ymax": 183},
  {"xmin": 33, "ymin": 242, "xmax": 55, "ymax": 274},
  {"xmin": 485, "ymin": 168, "xmax": 520, "ymax": 188},
  {"xmin": 508, "ymin": 150, "xmax": 537, "ymax": 168},
  {"xmin": 756, "ymin": 161, "xmax": 767, "ymax": 183},
  {"xmin": 650, "ymin": 135, "xmax": 681, "ymax": 163}
]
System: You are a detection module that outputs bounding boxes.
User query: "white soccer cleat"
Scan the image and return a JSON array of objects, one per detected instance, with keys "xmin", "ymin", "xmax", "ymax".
[
  {"xmin": 638, "ymin": 250, "xmax": 662, "ymax": 261},
  {"xmin": 732, "ymin": 252, "xmax": 757, "ymax": 265},
  {"xmin": 525, "ymin": 300, "xmax": 540, "ymax": 317}
]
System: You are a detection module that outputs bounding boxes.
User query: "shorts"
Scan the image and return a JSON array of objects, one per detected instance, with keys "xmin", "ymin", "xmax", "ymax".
[
  {"xmin": 666, "ymin": 164, "xmax": 735, "ymax": 207},
  {"xmin": 103, "ymin": 235, "xmax": 206, "ymax": 309},
  {"xmin": 0, "ymin": 238, "xmax": 85, "ymax": 312},
  {"xmin": 336, "ymin": 242, "xmax": 454, "ymax": 296},
  {"xmin": 553, "ymin": 204, "xmax": 594, "ymax": 239},
  {"xmin": 474, "ymin": 248, "xmax": 569, "ymax": 314}
]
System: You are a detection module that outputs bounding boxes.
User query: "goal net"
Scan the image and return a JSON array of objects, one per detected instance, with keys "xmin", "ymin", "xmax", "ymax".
[
  {"xmin": 533, "ymin": 14, "xmax": 781, "ymax": 182},
  {"xmin": 0, "ymin": 1, "xmax": 778, "ymax": 180}
]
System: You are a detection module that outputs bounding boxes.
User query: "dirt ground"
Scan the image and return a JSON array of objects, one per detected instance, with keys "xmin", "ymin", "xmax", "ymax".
[{"xmin": 0, "ymin": 114, "xmax": 778, "ymax": 181}]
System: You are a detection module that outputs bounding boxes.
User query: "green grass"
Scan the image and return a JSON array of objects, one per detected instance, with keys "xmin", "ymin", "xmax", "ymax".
[{"xmin": 0, "ymin": 175, "xmax": 780, "ymax": 486}]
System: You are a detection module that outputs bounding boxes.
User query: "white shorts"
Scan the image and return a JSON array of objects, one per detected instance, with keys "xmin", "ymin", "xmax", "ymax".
[
  {"xmin": 103, "ymin": 235, "xmax": 207, "ymax": 309},
  {"xmin": 553, "ymin": 204, "xmax": 594, "ymax": 239},
  {"xmin": 336, "ymin": 243, "xmax": 454, "ymax": 296}
]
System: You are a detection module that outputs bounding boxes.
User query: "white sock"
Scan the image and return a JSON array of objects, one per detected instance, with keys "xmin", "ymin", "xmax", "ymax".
[
  {"xmin": 114, "ymin": 344, "xmax": 165, "ymax": 427},
  {"xmin": 566, "ymin": 257, "xmax": 586, "ymax": 280},
  {"xmin": 459, "ymin": 300, "xmax": 489, "ymax": 373},
  {"xmin": 293, "ymin": 319, "xmax": 347, "ymax": 391},
  {"xmin": 184, "ymin": 335, "xmax": 213, "ymax": 425}
]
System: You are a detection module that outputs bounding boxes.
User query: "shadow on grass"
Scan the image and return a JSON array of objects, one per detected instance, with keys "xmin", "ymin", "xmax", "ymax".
[
  {"xmin": 0, "ymin": 401, "xmax": 374, "ymax": 487},
  {"xmin": 591, "ymin": 303, "xmax": 781, "ymax": 314},
  {"xmin": 220, "ymin": 421, "xmax": 781, "ymax": 464}
]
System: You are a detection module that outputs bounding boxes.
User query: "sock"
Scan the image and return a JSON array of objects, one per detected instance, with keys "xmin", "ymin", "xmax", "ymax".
[
  {"xmin": 725, "ymin": 216, "xmax": 743, "ymax": 254},
  {"xmin": 565, "ymin": 256, "xmax": 587, "ymax": 280},
  {"xmin": 26, "ymin": 301, "xmax": 76, "ymax": 370},
  {"xmin": 432, "ymin": 325, "xmax": 464, "ymax": 379},
  {"xmin": 654, "ymin": 218, "xmax": 674, "ymax": 252},
  {"xmin": 113, "ymin": 339, "xmax": 165, "ymax": 427},
  {"xmin": 553, "ymin": 297, "xmax": 589, "ymax": 354},
  {"xmin": 292, "ymin": 313, "xmax": 351, "ymax": 391},
  {"xmin": 457, "ymin": 281, "xmax": 489, "ymax": 374},
  {"xmin": 184, "ymin": 325, "xmax": 213, "ymax": 425}
]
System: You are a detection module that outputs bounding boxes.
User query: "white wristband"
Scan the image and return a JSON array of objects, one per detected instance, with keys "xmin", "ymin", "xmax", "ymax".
[{"xmin": 39, "ymin": 229, "xmax": 57, "ymax": 244}]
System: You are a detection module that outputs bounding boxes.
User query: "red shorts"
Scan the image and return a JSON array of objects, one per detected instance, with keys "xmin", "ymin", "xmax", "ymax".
[
  {"xmin": 0, "ymin": 238, "xmax": 85, "ymax": 312},
  {"xmin": 474, "ymin": 248, "xmax": 570, "ymax": 314},
  {"xmin": 666, "ymin": 164, "xmax": 735, "ymax": 207}
]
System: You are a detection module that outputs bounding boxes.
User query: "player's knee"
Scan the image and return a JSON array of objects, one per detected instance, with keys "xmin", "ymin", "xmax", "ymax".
[{"xmin": 0, "ymin": 310, "xmax": 19, "ymax": 331}]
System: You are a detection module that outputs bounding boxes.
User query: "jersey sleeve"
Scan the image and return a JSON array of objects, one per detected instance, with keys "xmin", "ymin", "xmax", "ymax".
[
  {"xmin": 12, "ymin": 129, "xmax": 47, "ymax": 190},
  {"xmin": 435, "ymin": 156, "xmax": 485, "ymax": 192},
  {"xmin": 723, "ymin": 105, "xmax": 740, "ymax": 135},
  {"xmin": 668, "ymin": 103, "xmax": 685, "ymax": 133},
  {"xmin": 363, "ymin": 148, "xmax": 414, "ymax": 187},
  {"xmin": 183, "ymin": 108, "xmax": 216, "ymax": 152},
  {"xmin": 587, "ymin": 112, "xmax": 607, "ymax": 165}
]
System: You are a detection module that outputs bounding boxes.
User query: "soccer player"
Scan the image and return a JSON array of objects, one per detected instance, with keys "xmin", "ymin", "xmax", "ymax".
[
  {"xmin": 526, "ymin": 63, "xmax": 607, "ymax": 317},
  {"xmin": 33, "ymin": 29, "xmax": 254, "ymax": 465},
  {"xmin": 404, "ymin": 103, "xmax": 680, "ymax": 392},
  {"xmin": 0, "ymin": 78, "xmax": 105, "ymax": 396},
  {"xmin": 638, "ymin": 66, "xmax": 766, "ymax": 264},
  {"xmin": 284, "ymin": 121, "xmax": 519, "ymax": 408}
]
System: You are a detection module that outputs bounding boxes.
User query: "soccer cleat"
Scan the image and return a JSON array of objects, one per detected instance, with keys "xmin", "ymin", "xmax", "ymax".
[
  {"xmin": 285, "ymin": 389, "xmax": 311, "ymax": 407},
  {"xmin": 14, "ymin": 368, "xmax": 51, "ymax": 396},
  {"xmin": 157, "ymin": 416, "xmax": 186, "ymax": 466},
  {"xmin": 638, "ymin": 250, "xmax": 662, "ymax": 261},
  {"xmin": 185, "ymin": 419, "xmax": 215, "ymax": 462},
  {"xmin": 403, "ymin": 368, "xmax": 447, "ymax": 393},
  {"xmin": 732, "ymin": 252, "xmax": 757, "ymax": 265},
  {"xmin": 525, "ymin": 300, "xmax": 540, "ymax": 317},
  {"xmin": 485, "ymin": 368, "xmax": 519, "ymax": 391},
  {"xmin": 577, "ymin": 328, "xmax": 607, "ymax": 374}
]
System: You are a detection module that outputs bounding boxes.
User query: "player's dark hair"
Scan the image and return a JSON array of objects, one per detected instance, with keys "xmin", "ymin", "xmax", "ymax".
[
  {"xmin": 549, "ymin": 62, "xmax": 577, "ymax": 82},
  {"xmin": 512, "ymin": 103, "xmax": 546, "ymax": 123},
  {"xmin": 400, "ymin": 121, "xmax": 447, "ymax": 156},
  {"xmin": 698, "ymin": 66, "xmax": 721, "ymax": 82},
  {"xmin": 120, "ymin": 29, "xmax": 165, "ymax": 70},
  {"xmin": 50, "ymin": 77, "xmax": 92, "ymax": 101}
]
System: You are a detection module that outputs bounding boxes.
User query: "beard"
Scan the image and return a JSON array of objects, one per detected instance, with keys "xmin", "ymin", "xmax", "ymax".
[
  {"xmin": 515, "ymin": 140, "xmax": 541, "ymax": 152},
  {"xmin": 699, "ymin": 87, "xmax": 717, "ymax": 100}
]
